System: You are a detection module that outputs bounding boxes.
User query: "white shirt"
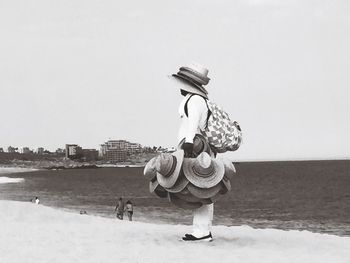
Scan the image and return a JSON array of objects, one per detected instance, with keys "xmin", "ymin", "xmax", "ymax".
[{"xmin": 178, "ymin": 94, "xmax": 208, "ymax": 144}]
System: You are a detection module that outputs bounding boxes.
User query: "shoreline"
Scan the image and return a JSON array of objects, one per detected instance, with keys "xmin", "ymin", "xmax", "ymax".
[
  {"xmin": 1, "ymin": 200, "xmax": 349, "ymax": 263},
  {"xmin": 2, "ymin": 158, "xmax": 350, "ymax": 172}
]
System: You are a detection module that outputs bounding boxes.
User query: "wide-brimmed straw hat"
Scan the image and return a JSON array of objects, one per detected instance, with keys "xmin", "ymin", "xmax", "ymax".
[
  {"xmin": 168, "ymin": 193, "xmax": 202, "ymax": 210},
  {"xmin": 170, "ymin": 62, "xmax": 210, "ymax": 98},
  {"xmin": 156, "ymin": 150, "xmax": 184, "ymax": 189},
  {"xmin": 149, "ymin": 177, "xmax": 159, "ymax": 193},
  {"xmin": 143, "ymin": 157, "xmax": 158, "ymax": 181},
  {"xmin": 183, "ymin": 152, "xmax": 225, "ymax": 189},
  {"xmin": 220, "ymin": 159, "xmax": 236, "ymax": 194},
  {"xmin": 165, "ymin": 170, "xmax": 189, "ymax": 193},
  {"xmin": 149, "ymin": 177, "xmax": 168, "ymax": 198},
  {"xmin": 187, "ymin": 182, "xmax": 222, "ymax": 199}
]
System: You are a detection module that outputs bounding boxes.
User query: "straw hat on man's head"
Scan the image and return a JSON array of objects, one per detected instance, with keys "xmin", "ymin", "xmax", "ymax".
[
  {"xmin": 155, "ymin": 150, "xmax": 184, "ymax": 189},
  {"xmin": 171, "ymin": 62, "xmax": 210, "ymax": 98},
  {"xmin": 183, "ymin": 152, "xmax": 225, "ymax": 189}
]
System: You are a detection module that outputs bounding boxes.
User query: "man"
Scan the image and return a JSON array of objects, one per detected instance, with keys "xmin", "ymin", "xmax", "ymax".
[
  {"xmin": 171, "ymin": 62, "xmax": 215, "ymax": 241},
  {"xmin": 115, "ymin": 197, "xmax": 125, "ymax": 220}
]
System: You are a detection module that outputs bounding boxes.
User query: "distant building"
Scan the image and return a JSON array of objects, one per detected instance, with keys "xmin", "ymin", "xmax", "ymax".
[
  {"xmin": 55, "ymin": 148, "xmax": 65, "ymax": 155},
  {"xmin": 99, "ymin": 144, "xmax": 108, "ymax": 157},
  {"xmin": 36, "ymin": 147, "xmax": 44, "ymax": 155},
  {"xmin": 81, "ymin": 149, "xmax": 99, "ymax": 161},
  {"xmin": 104, "ymin": 140, "xmax": 128, "ymax": 163},
  {"xmin": 100, "ymin": 139, "xmax": 143, "ymax": 163},
  {"xmin": 106, "ymin": 148, "xmax": 127, "ymax": 163},
  {"xmin": 65, "ymin": 144, "xmax": 83, "ymax": 159},
  {"xmin": 7, "ymin": 146, "xmax": 18, "ymax": 153},
  {"xmin": 127, "ymin": 143, "xmax": 143, "ymax": 154},
  {"xmin": 20, "ymin": 147, "xmax": 31, "ymax": 154}
]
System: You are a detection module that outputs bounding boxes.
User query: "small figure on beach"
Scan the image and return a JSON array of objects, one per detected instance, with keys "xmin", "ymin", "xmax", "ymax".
[
  {"xmin": 125, "ymin": 200, "xmax": 133, "ymax": 221},
  {"xmin": 35, "ymin": 197, "xmax": 40, "ymax": 205},
  {"xmin": 115, "ymin": 197, "xmax": 125, "ymax": 220}
]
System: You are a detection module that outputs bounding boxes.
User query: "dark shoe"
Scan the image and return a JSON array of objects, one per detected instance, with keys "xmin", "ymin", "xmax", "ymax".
[{"xmin": 182, "ymin": 232, "xmax": 213, "ymax": 242}]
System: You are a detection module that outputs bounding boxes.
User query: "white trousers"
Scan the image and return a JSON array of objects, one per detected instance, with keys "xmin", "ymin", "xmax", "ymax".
[{"xmin": 192, "ymin": 203, "xmax": 213, "ymax": 237}]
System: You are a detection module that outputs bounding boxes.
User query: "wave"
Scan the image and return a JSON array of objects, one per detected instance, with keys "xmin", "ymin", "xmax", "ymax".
[
  {"xmin": 0, "ymin": 176, "xmax": 25, "ymax": 184},
  {"xmin": 0, "ymin": 167, "xmax": 38, "ymax": 175}
]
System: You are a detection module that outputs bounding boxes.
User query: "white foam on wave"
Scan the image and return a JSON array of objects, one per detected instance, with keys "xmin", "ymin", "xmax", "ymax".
[
  {"xmin": 0, "ymin": 177, "xmax": 25, "ymax": 184},
  {"xmin": 0, "ymin": 167, "xmax": 37, "ymax": 175}
]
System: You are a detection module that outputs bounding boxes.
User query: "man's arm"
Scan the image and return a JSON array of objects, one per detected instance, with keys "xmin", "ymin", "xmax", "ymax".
[
  {"xmin": 182, "ymin": 95, "xmax": 207, "ymax": 157},
  {"xmin": 185, "ymin": 95, "xmax": 207, "ymax": 143}
]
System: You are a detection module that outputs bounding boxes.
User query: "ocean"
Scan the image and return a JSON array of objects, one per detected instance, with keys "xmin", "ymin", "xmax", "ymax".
[{"xmin": 0, "ymin": 160, "xmax": 349, "ymax": 237}]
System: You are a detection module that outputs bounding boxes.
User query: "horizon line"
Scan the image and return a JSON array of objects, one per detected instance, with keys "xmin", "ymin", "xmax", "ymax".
[{"xmin": 229, "ymin": 157, "xmax": 350, "ymax": 163}]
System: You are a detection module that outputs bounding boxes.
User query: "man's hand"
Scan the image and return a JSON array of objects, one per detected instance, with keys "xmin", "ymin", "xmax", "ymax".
[{"xmin": 182, "ymin": 142, "xmax": 195, "ymax": 158}]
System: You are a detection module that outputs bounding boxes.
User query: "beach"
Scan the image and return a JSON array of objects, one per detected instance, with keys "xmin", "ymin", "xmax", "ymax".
[{"xmin": 1, "ymin": 200, "xmax": 349, "ymax": 263}]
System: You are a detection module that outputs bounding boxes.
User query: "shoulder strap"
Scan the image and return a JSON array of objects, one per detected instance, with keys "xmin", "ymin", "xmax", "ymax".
[
  {"xmin": 204, "ymin": 100, "xmax": 211, "ymax": 129},
  {"xmin": 184, "ymin": 94, "xmax": 195, "ymax": 117},
  {"xmin": 184, "ymin": 95, "xmax": 212, "ymax": 126}
]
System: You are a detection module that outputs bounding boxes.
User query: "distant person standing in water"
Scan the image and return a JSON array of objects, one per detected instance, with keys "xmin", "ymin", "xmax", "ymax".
[
  {"xmin": 125, "ymin": 200, "xmax": 133, "ymax": 221},
  {"xmin": 35, "ymin": 197, "xmax": 40, "ymax": 205},
  {"xmin": 115, "ymin": 197, "xmax": 125, "ymax": 220}
]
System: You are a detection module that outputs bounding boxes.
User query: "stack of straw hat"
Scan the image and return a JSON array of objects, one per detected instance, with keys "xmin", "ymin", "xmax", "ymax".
[{"xmin": 143, "ymin": 148, "xmax": 236, "ymax": 209}]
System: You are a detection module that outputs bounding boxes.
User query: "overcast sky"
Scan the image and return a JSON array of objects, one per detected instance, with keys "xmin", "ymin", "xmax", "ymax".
[{"xmin": 1, "ymin": 0, "xmax": 349, "ymax": 161}]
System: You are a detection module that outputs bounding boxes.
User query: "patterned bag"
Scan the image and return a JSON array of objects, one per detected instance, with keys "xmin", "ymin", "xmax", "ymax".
[
  {"xmin": 203, "ymin": 101, "xmax": 242, "ymax": 153},
  {"xmin": 184, "ymin": 95, "xmax": 242, "ymax": 153}
]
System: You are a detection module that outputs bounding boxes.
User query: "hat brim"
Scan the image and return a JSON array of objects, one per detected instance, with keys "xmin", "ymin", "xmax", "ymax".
[
  {"xmin": 210, "ymin": 192, "xmax": 223, "ymax": 203},
  {"xmin": 222, "ymin": 159, "xmax": 236, "ymax": 180},
  {"xmin": 149, "ymin": 180, "xmax": 168, "ymax": 198},
  {"xmin": 177, "ymin": 70, "xmax": 209, "ymax": 86},
  {"xmin": 143, "ymin": 157, "xmax": 158, "ymax": 181},
  {"xmin": 221, "ymin": 179, "xmax": 231, "ymax": 194},
  {"xmin": 172, "ymin": 74, "xmax": 208, "ymax": 94},
  {"xmin": 168, "ymin": 193, "xmax": 202, "ymax": 210},
  {"xmin": 156, "ymin": 150, "xmax": 184, "ymax": 189},
  {"xmin": 187, "ymin": 182, "xmax": 222, "ymax": 199},
  {"xmin": 165, "ymin": 170, "xmax": 189, "ymax": 193},
  {"xmin": 180, "ymin": 67, "xmax": 210, "ymax": 84},
  {"xmin": 183, "ymin": 154, "xmax": 225, "ymax": 189},
  {"xmin": 170, "ymin": 75, "xmax": 208, "ymax": 99},
  {"xmin": 149, "ymin": 178, "xmax": 159, "ymax": 193},
  {"xmin": 174, "ymin": 188, "xmax": 203, "ymax": 203}
]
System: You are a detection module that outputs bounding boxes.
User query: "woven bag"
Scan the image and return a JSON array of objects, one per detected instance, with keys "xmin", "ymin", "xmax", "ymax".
[
  {"xmin": 203, "ymin": 101, "xmax": 242, "ymax": 153},
  {"xmin": 184, "ymin": 95, "xmax": 243, "ymax": 153}
]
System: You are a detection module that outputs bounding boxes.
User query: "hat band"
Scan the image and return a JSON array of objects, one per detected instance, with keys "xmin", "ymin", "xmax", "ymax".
[
  {"xmin": 191, "ymin": 164, "xmax": 215, "ymax": 178},
  {"xmin": 162, "ymin": 155, "xmax": 177, "ymax": 177},
  {"xmin": 179, "ymin": 68, "xmax": 210, "ymax": 85},
  {"xmin": 177, "ymin": 71, "xmax": 204, "ymax": 86},
  {"xmin": 180, "ymin": 66, "xmax": 209, "ymax": 80}
]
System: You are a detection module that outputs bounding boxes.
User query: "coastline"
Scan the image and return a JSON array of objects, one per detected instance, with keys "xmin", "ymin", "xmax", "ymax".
[{"xmin": 1, "ymin": 200, "xmax": 349, "ymax": 263}]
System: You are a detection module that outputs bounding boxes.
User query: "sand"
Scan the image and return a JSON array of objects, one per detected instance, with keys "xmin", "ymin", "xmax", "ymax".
[{"xmin": 0, "ymin": 201, "xmax": 349, "ymax": 263}]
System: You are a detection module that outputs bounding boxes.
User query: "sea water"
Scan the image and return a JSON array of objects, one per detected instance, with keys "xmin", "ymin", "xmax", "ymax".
[{"xmin": 0, "ymin": 160, "xmax": 349, "ymax": 236}]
